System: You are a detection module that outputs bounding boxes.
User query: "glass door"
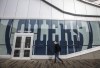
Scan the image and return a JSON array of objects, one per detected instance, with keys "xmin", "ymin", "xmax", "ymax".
[{"xmin": 12, "ymin": 33, "xmax": 33, "ymax": 60}]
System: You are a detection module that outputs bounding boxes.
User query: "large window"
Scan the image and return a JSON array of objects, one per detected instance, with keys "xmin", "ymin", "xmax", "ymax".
[
  {"xmin": 0, "ymin": 19, "xmax": 100, "ymax": 55},
  {"xmin": 0, "ymin": 20, "xmax": 9, "ymax": 55}
]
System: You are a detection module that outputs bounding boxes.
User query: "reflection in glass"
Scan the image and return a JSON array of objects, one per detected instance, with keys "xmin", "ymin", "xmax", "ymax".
[
  {"xmin": 25, "ymin": 37, "xmax": 31, "ymax": 48},
  {"xmin": 1, "ymin": 19, "xmax": 100, "ymax": 55},
  {"xmin": 0, "ymin": 20, "xmax": 9, "ymax": 44},
  {"xmin": 12, "ymin": 20, "xmax": 19, "ymax": 33},
  {"xmin": 14, "ymin": 50, "xmax": 20, "ymax": 57},
  {"xmin": 15, "ymin": 37, "xmax": 22, "ymax": 48},
  {"xmin": 24, "ymin": 50, "xmax": 30, "ymax": 57}
]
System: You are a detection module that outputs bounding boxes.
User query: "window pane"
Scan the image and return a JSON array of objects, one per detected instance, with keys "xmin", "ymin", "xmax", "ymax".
[
  {"xmin": 90, "ymin": 21, "xmax": 100, "ymax": 45},
  {"xmin": 24, "ymin": 50, "xmax": 30, "ymax": 57},
  {"xmin": 0, "ymin": 20, "xmax": 9, "ymax": 55},
  {"xmin": 12, "ymin": 20, "xmax": 19, "ymax": 33},
  {"xmin": 15, "ymin": 37, "xmax": 22, "ymax": 48},
  {"xmin": 34, "ymin": 46, "xmax": 46, "ymax": 55},
  {"xmin": 14, "ymin": 50, "xmax": 20, "ymax": 57},
  {"xmin": 0, "ymin": 20, "xmax": 9, "ymax": 44},
  {"xmin": 25, "ymin": 37, "xmax": 31, "ymax": 48}
]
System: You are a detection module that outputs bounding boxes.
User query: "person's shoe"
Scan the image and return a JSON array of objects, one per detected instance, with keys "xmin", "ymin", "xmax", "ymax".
[
  {"xmin": 54, "ymin": 61, "xmax": 56, "ymax": 63},
  {"xmin": 61, "ymin": 61, "xmax": 64, "ymax": 64}
]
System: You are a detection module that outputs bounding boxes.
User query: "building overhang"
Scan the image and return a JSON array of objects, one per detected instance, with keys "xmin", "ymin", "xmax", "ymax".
[{"xmin": 78, "ymin": 0, "xmax": 100, "ymax": 7}]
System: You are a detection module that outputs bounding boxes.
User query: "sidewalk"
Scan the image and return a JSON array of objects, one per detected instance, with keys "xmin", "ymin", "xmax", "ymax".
[{"xmin": 0, "ymin": 59, "xmax": 100, "ymax": 68}]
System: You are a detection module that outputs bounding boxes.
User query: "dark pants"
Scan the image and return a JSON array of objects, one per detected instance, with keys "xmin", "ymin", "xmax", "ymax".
[{"xmin": 54, "ymin": 52, "xmax": 63, "ymax": 63}]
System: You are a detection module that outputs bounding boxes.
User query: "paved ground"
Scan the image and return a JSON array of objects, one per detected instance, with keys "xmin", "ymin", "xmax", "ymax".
[{"xmin": 0, "ymin": 59, "xmax": 100, "ymax": 68}]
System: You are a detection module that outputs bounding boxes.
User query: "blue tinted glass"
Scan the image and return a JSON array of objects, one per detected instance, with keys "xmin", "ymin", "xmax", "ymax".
[
  {"xmin": 1, "ymin": 19, "xmax": 100, "ymax": 55},
  {"xmin": 34, "ymin": 46, "xmax": 46, "ymax": 55},
  {"xmin": 34, "ymin": 20, "xmax": 46, "ymax": 55},
  {"xmin": 17, "ymin": 19, "xmax": 28, "ymax": 33}
]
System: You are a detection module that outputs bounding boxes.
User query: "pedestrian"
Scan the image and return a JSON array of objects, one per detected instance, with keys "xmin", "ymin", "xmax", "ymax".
[{"xmin": 53, "ymin": 41, "xmax": 64, "ymax": 64}]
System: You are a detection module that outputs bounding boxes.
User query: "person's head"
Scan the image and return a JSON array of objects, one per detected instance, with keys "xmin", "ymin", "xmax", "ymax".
[{"xmin": 54, "ymin": 41, "xmax": 58, "ymax": 44}]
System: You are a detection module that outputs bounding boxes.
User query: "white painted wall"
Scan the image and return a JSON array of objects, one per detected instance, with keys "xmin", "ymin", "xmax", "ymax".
[
  {"xmin": 39, "ymin": 0, "xmax": 52, "ymax": 19},
  {"xmin": 15, "ymin": 0, "xmax": 29, "ymax": 18},
  {"xmin": 3, "ymin": 0, "xmax": 19, "ymax": 18},
  {"xmin": 0, "ymin": 0, "xmax": 100, "ymax": 20},
  {"xmin": 0, "ymin": 0, "xmax": 8, "ymax": 18},
  {"xmin": 28, "ymin": 0, "xmax": 41, "ymax": 19},
  {"xmin": 51, "ymin": 0, "xmax": 64, "ymax": 20}
]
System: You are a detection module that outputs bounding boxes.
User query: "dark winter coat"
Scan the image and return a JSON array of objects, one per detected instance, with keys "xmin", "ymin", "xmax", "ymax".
[{"xmin": 54, "ymin": 44, "xmax": 61, "ymax": 53}]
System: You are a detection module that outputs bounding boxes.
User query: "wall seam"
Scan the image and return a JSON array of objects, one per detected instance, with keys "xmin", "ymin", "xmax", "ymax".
[
  {"xmin": 73, "ymin": 0, "xmax": 77, "ymax": 20},
  {"xmin": 51, "ymin": 0, "xmax": 52, "ymax": 20},
  {"xmin": 3, "ymin": 0, "xmax": 9, "ymax": 17},
  {"xmin": 85, "ymin": 2, "xmax": 88, "ymax": 15},
  {"xmin": 27, "ymin": 0, "xmax": 31, "ymax": 18},
  {"xmin": 50, "ymin": 0, "xmax": 52, "ymax": 19},
  {"xmin": 15, "ymin": 0, "xmax": 20, "ymax": 18},
  {"xmin": 39, "ymin": 0, "xmax": 42, "ymax": 19},
  {"xmin": 62, "ymin": 0, "xmax": 64, "ymax": 20}
]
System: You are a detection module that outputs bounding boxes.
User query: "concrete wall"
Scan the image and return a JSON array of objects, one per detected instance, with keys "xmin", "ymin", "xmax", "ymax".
[{"xmin": 0, "ymin": 0, "xmax": 100, "ymax": 21}]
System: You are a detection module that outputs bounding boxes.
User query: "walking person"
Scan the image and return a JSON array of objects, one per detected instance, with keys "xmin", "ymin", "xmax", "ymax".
[{"xmin": 53, "ymin": 41, "xmax": 64, "ymax": 64}]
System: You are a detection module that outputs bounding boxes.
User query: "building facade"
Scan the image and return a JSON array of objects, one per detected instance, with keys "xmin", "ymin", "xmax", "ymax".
[{"xmin": 0, "ymin": 0, "xmax": 100, "ymax": 59}]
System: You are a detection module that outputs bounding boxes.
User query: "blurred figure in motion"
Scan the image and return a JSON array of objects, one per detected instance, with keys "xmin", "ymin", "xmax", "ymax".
[{"xmin": 53, "ymin": 41, "xmax": 63, "ymax": 64}]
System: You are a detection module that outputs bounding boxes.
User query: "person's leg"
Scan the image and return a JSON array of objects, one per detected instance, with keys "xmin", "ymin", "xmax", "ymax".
[
  {"xmin": 56, "ymin": 52, "xmax": 63, "ymax": 63},
  {"xmin": 54, "ymin": 53, "xmax": 57, "ymax": 63}
]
